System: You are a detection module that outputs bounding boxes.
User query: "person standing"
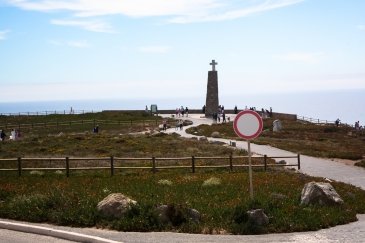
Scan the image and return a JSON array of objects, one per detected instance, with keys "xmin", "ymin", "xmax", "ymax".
[
  {"xmin": 335, "ymin": 118, "xmax": 340, "ymax": 127},
  {"xmin": 163, "ymin": 120, "xmax": 167, "ymax": 131},
  {"xmin": 0, "ymin": 129, "xmax": 6, "ymax": 141},
  {"xmin": 10, "ymin": 129, "xmax": 16, "ymax": 140}
]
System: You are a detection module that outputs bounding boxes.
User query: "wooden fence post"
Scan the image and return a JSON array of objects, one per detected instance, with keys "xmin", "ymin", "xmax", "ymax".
[
  {"xmin": 152, "ymin": 157, "xmax": 156, "ymax": 173},
  {"xmin": 110, "ymin": 156, "xmax": 114, "ymax": 176},
  {"xmin": 191, "ymin": 156, "xmax": 195, "ymax": 173},
  {"xmin": 229, "ymin": 154, "xmax": 233, "ymax": 171},
  {"xmin": 17, "ymin": 157, "xmax": 22, "ymax": 177},
  {"xmin": 297, "ymin": 154, "xmax": 301, "ymax": 170},
  {"xmin": 264, "ymin": 155, "xmax": 267, "ymax": 171},
  {"xmin": 66, "ymin": 157, "xmax": 70, "ymax": 177}
]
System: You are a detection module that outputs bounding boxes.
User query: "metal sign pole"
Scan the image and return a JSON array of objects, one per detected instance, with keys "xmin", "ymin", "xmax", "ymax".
[
  {"xmin": 248, "ymin": 140, "xmax": 253, "ymax": 199},
  {"xmin": 233, "ymin": 110, "xmax": 262, "ymax": 201}
]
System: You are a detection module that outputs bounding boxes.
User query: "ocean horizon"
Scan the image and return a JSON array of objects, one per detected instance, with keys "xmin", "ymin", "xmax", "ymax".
[{"xmin": 0, "ymin": 90, "xmax": 364, "ymax": 126}]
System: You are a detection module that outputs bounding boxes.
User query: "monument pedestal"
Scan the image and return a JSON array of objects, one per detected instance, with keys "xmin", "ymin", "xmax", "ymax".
[{"xmin": 205, "ymin": 70, "xmax": 219, "ymax": 117}]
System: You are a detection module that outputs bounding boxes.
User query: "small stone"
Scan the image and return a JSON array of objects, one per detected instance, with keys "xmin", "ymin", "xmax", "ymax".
[{"xmin": 247, "ymin": 209, "xmax": 269, "ymax": 226}]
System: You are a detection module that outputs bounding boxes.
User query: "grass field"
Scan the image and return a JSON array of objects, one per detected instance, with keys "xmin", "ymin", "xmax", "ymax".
[
  {"xmin": 186, "ymin": 118, "xmax": 365, "ymax": 161},
  {"xmin": 1, "ymin": 170, "xmax": 365, "ymax": 234},
  {"xmin": 1, "ymin": 111, "xmax": 365, "ymax": 234}
]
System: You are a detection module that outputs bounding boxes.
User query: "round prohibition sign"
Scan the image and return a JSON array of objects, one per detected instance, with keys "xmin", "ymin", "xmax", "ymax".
[{"xmin": 233, "ymin": 110, "xmax": 263, "ymax": 140}]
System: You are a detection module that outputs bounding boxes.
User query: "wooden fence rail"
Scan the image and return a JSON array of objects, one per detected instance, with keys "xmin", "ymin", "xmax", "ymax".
[
  {"xmin": 297, "ymin": 115, "xmax": 353, "ymax": 127},
  {"xmin": 0, "ymin": 154, "xmax": 301, "ymax": 177},
  {"xmin": 0, "ymin": 110, "xmax": 98, "ymax": 116},
  {"xmin": 0, "ymin": 119, "xmax": 165, "ymax": 130}
]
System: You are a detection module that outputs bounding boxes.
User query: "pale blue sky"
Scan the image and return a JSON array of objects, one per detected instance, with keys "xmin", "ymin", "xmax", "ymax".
[{"xmin": 0, "ymin": 0, "xmax": 365, "ymax": 103}]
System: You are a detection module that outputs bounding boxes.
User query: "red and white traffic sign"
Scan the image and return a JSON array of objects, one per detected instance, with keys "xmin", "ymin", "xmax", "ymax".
[{"xmin": 233, "ymin": 110, "xmax": 263, "ymax": 140}]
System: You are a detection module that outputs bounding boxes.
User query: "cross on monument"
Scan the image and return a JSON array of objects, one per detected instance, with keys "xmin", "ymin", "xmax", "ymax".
[{"xmin": 210, "ymin": 59, "xmax": 218, "ymax": 71}]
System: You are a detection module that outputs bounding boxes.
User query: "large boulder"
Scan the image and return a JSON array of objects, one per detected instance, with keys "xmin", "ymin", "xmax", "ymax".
[
  {"xmin": 273, "ymin": 120, "xmax": 282, "ymax": 132},
  {"xmin": 211, "ymin": 131, "xmax": 221, "ymax": 138},
  {"xmin": 183, "ymin": 120, "xmax": 193, "ymax": 126},
  {"xmin": 199, "ymin": 136, "xmax": 208, "ymax": 142},
  {"xmin": 300, "ymin": 182, "xmax": 344, "ymax": 206},
  {"xmin": 155, "ymin": 204, "xmax": 201, "ymax": 226},
  {"xmin": 97, "ymin": 193, "xmax": 137, "ymax": 218},
  {"xmin": 247, "ymin": 209, "xmax": 269, "ymax": 226}
]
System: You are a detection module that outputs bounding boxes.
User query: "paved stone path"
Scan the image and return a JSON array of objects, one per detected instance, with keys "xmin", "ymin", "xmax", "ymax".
[{"xmin": 165, "ymin": 114, "xmax": 365, "ymax": 190}]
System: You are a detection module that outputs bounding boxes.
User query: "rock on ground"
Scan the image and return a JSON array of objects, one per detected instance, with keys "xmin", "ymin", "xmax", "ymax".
[
  {"xmin": 247, "ymin": 209, "xmax": 269, "ymax": 226},
  {"xmin": 300, "ymin": 181, "xmax": 344, "ymax": 206},
  {"xmin": 97, "ymin": 193, "xmax": 137, "ymax": 218}
]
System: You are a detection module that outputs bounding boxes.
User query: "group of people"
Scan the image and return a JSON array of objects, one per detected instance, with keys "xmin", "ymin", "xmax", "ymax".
[
  {"xmin": 175, "ymin": 106, "xmax": 189, "ymax": 117},
  {"xmin": 248, "ymin": 106, "xmax": 273, "ymax": 118},
  {"xmin": 175, "ymin": 119, "xmax": 184, "ymax": 130},
  {"xmin": 161, "ymin": 119, "xmax": 183, "ymax": 131},
  {"xmin": 212, "ymin": 105, "xmax": 228, "ymax": 123},
  {"xmin": 0, "ymin": 128, "xmax": 21, "ymax": 141},
  {"xmin": 336, "ymin": 119, "xmax": 363, "ymax": 130}
]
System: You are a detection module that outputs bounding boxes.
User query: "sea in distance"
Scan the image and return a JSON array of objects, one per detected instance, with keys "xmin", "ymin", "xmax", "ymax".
[{"xmin": 0, "ymin": 90, "xmax": 364, "ymax": 126}]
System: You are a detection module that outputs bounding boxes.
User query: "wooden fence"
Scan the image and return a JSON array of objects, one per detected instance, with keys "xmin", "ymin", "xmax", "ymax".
[
  {"xmin": 0, "ymin": 119, "xmax": 164, "ymax": 131},
  {"xmin": 0, "ymin": 110, "xmax": 98, "ymax": 116},
  {"xmin": 297, "ymin": 116, "xmax": 353, "ymax": 127},
  {"xmin": 0, "ymin": 154, "xmax": 301, "ymax": 177}
]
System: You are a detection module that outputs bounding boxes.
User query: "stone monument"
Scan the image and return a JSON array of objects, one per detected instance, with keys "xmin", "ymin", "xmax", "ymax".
[{"xmin": 205, "ymin": 60, "xmax": 219, "ymax": 117}]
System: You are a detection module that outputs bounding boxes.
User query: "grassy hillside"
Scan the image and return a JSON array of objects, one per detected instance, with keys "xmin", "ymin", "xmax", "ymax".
[
  {"xmin": 1, "ymin": 112, "xmax": 365, "ymax": 234},
  {"xmin": 186, "ymin": 118, "xmax": 365, "ymax": 161}
]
